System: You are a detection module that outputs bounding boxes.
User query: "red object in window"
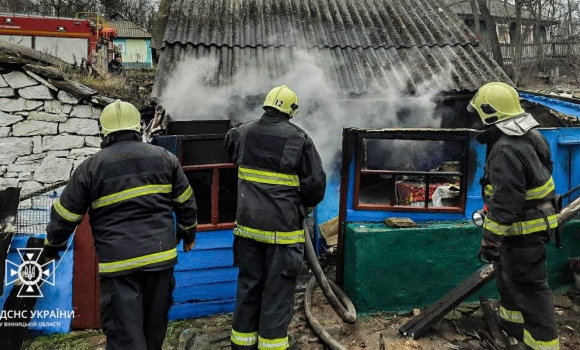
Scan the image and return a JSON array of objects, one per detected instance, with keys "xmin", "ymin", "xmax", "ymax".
[{"xmin": 396, "ymin": 182, "xmax": 455, "ymax": 205}]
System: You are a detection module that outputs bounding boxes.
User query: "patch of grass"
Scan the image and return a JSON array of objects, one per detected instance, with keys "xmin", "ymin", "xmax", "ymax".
[
  {"xmin": 76, "ymin": 74, "xmax": 141, "ymax": 105},
  {"xmin": 64, "ymin": 65, "xmax": 155, "ymax": 109},
  {"xmin": 24, "ymin": 313, "xmax": 234, "ymax": 350},
  {"xmin": 23, "ymin": 329, "xmax": 104, "ymax": 350},
  {"xmin": 166, "ymin": 319, "xmax": 194, "ymax": 340}
]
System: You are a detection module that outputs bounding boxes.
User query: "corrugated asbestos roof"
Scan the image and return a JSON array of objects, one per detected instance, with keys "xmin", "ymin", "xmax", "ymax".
[
  {"xmin": 154, "ymin": 0, "xmax": 512, "ymax": 96},
  {"xmin": 155, "ymin": 44, "xmax": 507, "ymax": 96},
  {"xmin": 110, "ymin": 20, "xmax": 151, "ymax": 38},
  {"xmin": 162, "ymin": 0, "xmax": 478, "ymax": 49}
]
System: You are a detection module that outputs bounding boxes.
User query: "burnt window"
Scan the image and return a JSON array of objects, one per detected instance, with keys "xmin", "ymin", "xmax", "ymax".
[
  {"xmin": 176, "ymin": 133, "xmax": 237, "ymax": 231},
  {"xmin": 355, "ymin": 133, "xmax": 468, "ymax": 212},
  {"xmin": 183, "ymin": 166, "xmax": 237, "ymax": 229}
]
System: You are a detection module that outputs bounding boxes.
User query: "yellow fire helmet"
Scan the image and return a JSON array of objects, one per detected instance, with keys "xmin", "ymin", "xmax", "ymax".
[
  {"xmin": 467, "ymin": 82, "xmax": 525, "ymax": 125},
  {"xmin": 263, "ymin": 85, "xmax": 299, "ymax": 118},
  {"xmin": 100, "ymin": 99, "xmax": 141, "ymax": 136}
]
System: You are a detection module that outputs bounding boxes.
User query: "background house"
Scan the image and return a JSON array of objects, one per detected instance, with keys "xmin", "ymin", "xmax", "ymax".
[
  {"xmin": 444, "ymin": 0, "xmax": 569, "ymax": 62},
  {"xmin": 108, "ymin": 13, "xmax": 153, "ymax": 68}
]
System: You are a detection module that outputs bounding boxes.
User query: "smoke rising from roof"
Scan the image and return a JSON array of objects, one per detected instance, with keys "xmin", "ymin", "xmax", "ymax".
[{"xmin": 159, "ymin": 50, "xmax": 453, "ymax": 172}]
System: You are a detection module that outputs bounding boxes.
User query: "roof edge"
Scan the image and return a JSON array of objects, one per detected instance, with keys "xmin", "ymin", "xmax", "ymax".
[{"xmin": 158, "ymin": 40, "xmax": 485, "ymax": 51}]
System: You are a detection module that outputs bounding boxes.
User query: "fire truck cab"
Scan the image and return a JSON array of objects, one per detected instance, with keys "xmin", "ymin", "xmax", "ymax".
[{"xmin": 0, "ymin": 13, "xmax": 117, "ymax": 71}]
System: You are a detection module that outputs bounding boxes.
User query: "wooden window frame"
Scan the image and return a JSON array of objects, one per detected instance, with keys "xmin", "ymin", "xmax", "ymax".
[
  {"xmin": 497, "ymin": 23, "xmax": 510, "ymax": 44},
  {"xmin": 353, "ymin": 132, "xmax": 469, "ymax": 213},
  {"xmin": 521, "ymin": 25, "xmax": 534, "ymax": 44},
  {"xmin": 181, "ymin": 164, "xmax": 237, "ymax": 232},
  {"xmin": 175, "ymin": 134, "xmax": 236, "ymax": 232}
]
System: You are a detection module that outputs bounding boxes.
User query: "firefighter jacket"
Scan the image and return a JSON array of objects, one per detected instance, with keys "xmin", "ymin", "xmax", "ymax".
[
  {"xmin": 46, "ymin": 131, "xmax": 197, "ymax": 276},
  {"xmin": 478, "ymin": 126, "xmax": 557, "ymax": 241},
  {"xmin": 224, "ymin": 110, "xmax": 327, "ymax": 244}
]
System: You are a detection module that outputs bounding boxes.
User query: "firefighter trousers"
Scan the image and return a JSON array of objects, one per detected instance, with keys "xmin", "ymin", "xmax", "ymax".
[
  {"xmin": 493, "ymin": 231, "xmax": 559, "ymax": 350},
  {"xmin": 99, "ymin": 267, "xmax": 175, "ymax": 350},
  {"xmin": 231, "ymin": 236, "xmax": 304, "ymax": 350}
]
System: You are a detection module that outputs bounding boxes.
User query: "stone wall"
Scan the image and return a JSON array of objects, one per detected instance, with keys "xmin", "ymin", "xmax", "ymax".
[{"xmin": 0, "ymin": 68, "xmax": 103, "ymax": 195}]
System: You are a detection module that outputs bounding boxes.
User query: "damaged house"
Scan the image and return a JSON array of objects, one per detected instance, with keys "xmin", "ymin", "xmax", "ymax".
[
  {"xmin": 149, "ymin": 0, "xmax": 580, "ymax": 319},
  {"xmin": 2, "ymin": 0, "xmax": 580, "ymax": 338},
  {"xmin": 149, "ymin": 0, "xmax": 552, "ymax": 319}
]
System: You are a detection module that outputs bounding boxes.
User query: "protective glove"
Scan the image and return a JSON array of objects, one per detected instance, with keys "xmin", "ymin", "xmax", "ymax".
[
  {"xmin": 43, "ymin": 240, "xmax": 66, "ymax": 262},
  {"xmin": 299, "ymin": 205, "xmax": 314, "ymax": 219},
  {"xmin": 44, "ymin": 246, "xmax": 61, "ymax": 262},
  {"xmin": 478, "ymin": 236, "xmax": 501, "ymax": 263},
  {"xmin": 177, "ymin": 227, "xmax": 196, "ymax": 252}
]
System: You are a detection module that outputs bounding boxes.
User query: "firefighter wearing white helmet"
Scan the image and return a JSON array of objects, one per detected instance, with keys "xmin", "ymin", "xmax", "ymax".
[
  {"xmin": 470, "ymin": 83, "xmax": 560, "ymax": 350},
  {"xmin": 226, "ymin": 85, "xmax": 326, "ymax": 350},
  {"xmin": 45, "ymin": 99, "xmax": 198, "ymax": 350}
]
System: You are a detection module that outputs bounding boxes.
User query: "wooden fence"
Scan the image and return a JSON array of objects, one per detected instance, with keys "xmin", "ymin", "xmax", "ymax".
[{"xmin": 500, "ymin": 42, "xmax": 580, "ymax": 62}]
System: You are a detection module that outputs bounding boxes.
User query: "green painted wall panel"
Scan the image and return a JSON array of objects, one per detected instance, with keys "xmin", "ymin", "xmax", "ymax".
[{"xmin": 344, "ymin": 220, "xmax": 580, "ymax": 314}]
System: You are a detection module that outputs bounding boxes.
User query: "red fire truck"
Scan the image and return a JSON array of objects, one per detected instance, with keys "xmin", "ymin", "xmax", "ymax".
[{"xmin": 0, "ymin": 12, "xmax": 117, "ymax": 70}]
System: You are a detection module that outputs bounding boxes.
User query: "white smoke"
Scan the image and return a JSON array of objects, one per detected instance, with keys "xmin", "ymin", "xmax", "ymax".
[{"xmin": 159, "ymin": 49, "xmax": 453, "ymax": 172}]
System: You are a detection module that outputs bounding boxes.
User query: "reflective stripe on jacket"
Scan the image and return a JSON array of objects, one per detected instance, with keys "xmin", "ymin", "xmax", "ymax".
[
  {"xmin": 480, "ymin": 128, "xmax": 557, "ymax": 239},
  {"xmin": 45, "ymin": 132, "xmax": 198, "ymax": 276},
  {"xmin": 225, "ymin": 110, "xmax": 326, "ymax": 244}
]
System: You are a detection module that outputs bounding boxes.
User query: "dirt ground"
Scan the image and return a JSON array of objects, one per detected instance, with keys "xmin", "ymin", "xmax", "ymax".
[
  {"xmin": 22, "ymin": 252, "xmax": 580, "ymax": 350},
  {"xmin": 515, "ymin": 58, "xmax": 580, "ymax": 94},
  {"xmin": 21, "ymin": 285, "xmax": 580, "ymax": 350}
]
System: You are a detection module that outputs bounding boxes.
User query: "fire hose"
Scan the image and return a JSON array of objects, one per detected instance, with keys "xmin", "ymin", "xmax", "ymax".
[
  {"xmin": 302, "ymin": 219, "xmax": 356, "ymax": 350},
  {"xmin": 558, "ymin": 194, "xmax": 580, "ymax": 227}
]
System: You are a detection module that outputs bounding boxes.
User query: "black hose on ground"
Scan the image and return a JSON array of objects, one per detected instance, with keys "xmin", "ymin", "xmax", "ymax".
[{"xmin": 302, "ymin": 219, "xmax": 356, "ymax": 350}]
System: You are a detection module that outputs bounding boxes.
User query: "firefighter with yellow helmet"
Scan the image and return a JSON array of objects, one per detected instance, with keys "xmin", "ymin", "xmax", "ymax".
[
  {"xmin": 469, "ymin": 82, "xmax": 559, "ymax": 350},
  {"xmin": 226, "ymin": 85, "xmax": 326, "ymax": 350},
  {"xmin": 45, "ymin": 100, "xmax": 198, "ymax": 350}
]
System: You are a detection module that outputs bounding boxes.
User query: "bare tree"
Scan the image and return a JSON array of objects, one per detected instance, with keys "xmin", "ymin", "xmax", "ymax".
[
  {"xmin": 478, "ymin": 0, "xmax": 505, "ymax": 69},
  {"xmin": 151, "ymin": 0, "xmax": 172, "ymax": 50},
  {"xmin": 100, "ymin": 0, "xmax": 159, "ymax": 32},
  {"xmin": 513, "ymin": 0, "xmax": 524, "ymax": 84},
  {"xmin": 534, "ymin": 0, "xmax": 545, "ymax": 71},
  {"xmin": 567, "ymin": 0, "xmax": 573, "ymax": 65},
  {"xmin": 469, "ymin": 0, "xmax": 481, "ymax": 36},
  {"xmin": 0, "ymin": 0, "xmax": 158, "ymax": 32}
]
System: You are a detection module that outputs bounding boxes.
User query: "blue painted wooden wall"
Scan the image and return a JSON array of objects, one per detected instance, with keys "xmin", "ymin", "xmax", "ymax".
[
  {"xmin": 169, "ymin": 229, "xmax": 237, "ymax": 320},
  {"xmin": 520, "ymin": 93, "xmax": 580, "ymax": 118},
  {"xmin": 341, "ymin": 127, "xmax": 580, "ymax": 224}
]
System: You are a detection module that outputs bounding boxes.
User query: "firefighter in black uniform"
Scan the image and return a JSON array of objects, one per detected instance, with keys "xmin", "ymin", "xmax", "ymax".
[
  {"xmin": 226, "ymin": 85, "xmax": 326, "ymax": 350},
  {"xmin": 44, "ymin": 100, "xmax": 198, "ymax": 350},
  {"xmin": 469, "ymin": 82, "xmax": 559, "ymax": 350}
]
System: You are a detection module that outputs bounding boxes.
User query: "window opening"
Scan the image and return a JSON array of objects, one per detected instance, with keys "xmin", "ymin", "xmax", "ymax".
[
  {"xmin": 497, "ymin": 24, "xmax": 510, "ymax": 44},
  {"xmin": 355, "ymin": 135, "xmax": 467, "ymax": 212},
  {"xmin": 521, "ymin": 25, "xmax": 533, "ymax": 44},
  {"xmin": 183, "ymin": 164, "xmax": 237, "ymax": 230}
]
